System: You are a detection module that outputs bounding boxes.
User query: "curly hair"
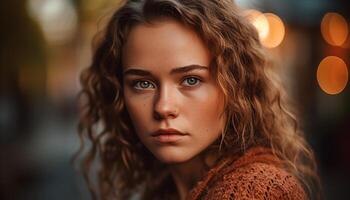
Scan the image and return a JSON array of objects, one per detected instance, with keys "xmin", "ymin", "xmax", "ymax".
[{"xmin": 75, "ymin": 0, "xmax": 321, "ymax": 199}]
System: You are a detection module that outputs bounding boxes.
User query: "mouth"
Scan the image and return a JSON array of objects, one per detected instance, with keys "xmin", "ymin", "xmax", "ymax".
[{"xmin": 151, "ymin": 128, "xmax": 188, "ymax": 143}]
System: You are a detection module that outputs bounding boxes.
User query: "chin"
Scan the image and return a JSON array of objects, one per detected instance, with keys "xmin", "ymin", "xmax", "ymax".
[
  {"xmin": 152, "ymin": 149, "xmax": 195, "ymax": 164},
  {"xmin": 158, "ymin": 157, "xmax": 187, "ymax": 164}
]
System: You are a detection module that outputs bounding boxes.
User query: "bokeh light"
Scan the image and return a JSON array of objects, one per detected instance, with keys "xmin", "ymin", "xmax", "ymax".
[
  {"xmin": 28, "ymin": 0, "xmax": 78, "ymax": 45},
  {"xmin": 321, "ymin": 12, "xmax": 349, "ymax": 46},
  {"xmin": 261, "ymin": 13, "xmax": 285, "ymax": 48},
  {"xmin": 317, "ymin": 56, "xmax": 348, "ymax": 95},
  {"xmin": 244, "ymin": 9, "xmax": 269, "ymax": 41}
]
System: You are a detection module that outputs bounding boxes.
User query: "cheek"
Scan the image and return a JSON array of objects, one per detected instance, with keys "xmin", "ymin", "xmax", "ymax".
[
  {"xmin": 123, "ymin": 91, "xmax": 153, "ymax": 131},
  {"xmin": 185, "ymin": 86, "xmax": 225, "ymax": 134}
]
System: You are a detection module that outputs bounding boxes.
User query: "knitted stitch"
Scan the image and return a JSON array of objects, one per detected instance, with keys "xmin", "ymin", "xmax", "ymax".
[{"xmin": 186, "ymin": 147, "xmax": 308, "ymax": 200}]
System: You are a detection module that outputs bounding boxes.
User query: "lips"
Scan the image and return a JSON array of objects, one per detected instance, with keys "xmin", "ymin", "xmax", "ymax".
[
  {"xmin": 151, "ymin": 128, "xmax": 188, "ymax": 142},
  {"xmin": 151, "ymin": 128, "xmax": 187, "ymax": 136}
]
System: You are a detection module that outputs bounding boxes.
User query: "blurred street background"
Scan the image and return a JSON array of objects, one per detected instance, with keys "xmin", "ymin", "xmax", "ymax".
[{"xmin": 1, "ymin": 0, "xmax": 349, "ymax": 199}]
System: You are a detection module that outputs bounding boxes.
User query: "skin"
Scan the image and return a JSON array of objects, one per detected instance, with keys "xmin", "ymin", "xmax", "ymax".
[{"xmin": 122, "ymin": 18, "xmax": 225, "ymax": 200}]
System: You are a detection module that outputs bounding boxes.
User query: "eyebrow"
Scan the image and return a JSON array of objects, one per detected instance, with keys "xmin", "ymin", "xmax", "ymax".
[{"xmin": 123, "ymin": 64, "xmax": 208, "ymax": 77}]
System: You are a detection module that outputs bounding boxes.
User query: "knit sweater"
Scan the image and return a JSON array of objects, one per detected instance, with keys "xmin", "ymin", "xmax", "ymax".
[{"xmin": 186, "ymin": 146, "xmax": 308, "ymax": 200}]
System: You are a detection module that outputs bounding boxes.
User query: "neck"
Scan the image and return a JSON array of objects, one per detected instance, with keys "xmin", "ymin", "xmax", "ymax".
[{"xmin": 168, "ymin": 151, "xmax": 218, "ymax": 200}]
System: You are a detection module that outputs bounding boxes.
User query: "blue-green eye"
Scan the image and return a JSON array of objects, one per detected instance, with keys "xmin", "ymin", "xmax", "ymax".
[
  {"xmin": 183, "ymin": 77, "xmax": 201, "ymax": 86},
  {"xmin": 134, "ymin": 80, "xmax": 155, "ymax": 90}
]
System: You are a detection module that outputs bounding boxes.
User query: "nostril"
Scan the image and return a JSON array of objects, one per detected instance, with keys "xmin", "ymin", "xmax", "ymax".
[
  {"xmin": 153, "ymin": 99, "xmax": 179, "ymax": 120},
  {"xmin": 153, "ymin": 111, "xmax": 163, "ymax": 120},
  {"xmin": 153, "ymin": 106, "xmax": 179, "ymax": 120}
]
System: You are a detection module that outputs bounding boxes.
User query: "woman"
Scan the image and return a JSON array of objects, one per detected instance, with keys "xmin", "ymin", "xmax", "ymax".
[{"xmin": 76, "ymin": 0, "xmax": 321, "ymax": 199}]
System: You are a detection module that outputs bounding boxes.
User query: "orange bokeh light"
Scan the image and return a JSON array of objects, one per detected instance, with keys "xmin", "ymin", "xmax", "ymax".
[
  {"xmin": 321, "ymin": 12, "xmax": 349, "ymax": 46},
  {"xmin": 244, "ymin": 9, "xmax": 269, "ymax": 41},
  {"xmin": 261, "ymin": 13, "xmax": 285, "ymax": 48},
  {"xmin": 317, "ymin": 56, "xmax": 348, "ymax": 95}
]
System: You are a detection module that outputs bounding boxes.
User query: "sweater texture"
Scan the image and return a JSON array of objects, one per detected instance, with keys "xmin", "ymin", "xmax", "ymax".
[{"xmin": 186, "ymin": 146, "xmax": 308, "ymax": 200}]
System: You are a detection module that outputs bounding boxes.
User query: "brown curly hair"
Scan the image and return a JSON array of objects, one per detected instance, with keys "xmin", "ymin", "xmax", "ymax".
[{"xmin": 75, "ymin": 0, "xmax": 321, "ymax": 199}]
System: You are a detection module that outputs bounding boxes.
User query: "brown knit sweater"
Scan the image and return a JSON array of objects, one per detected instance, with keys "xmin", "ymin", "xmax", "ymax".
[{"xmin": 186, "ymin": 147, "xmax": 308, "ymax": 200}]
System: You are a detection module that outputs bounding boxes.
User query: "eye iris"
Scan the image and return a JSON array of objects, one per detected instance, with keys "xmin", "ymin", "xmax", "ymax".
[
  {"xmin": 187, "ymin": 78, "xmax": 197, "ymax": 85},
  {"xmin": 140, "ymin": 81, "xmax": 150, "ymax": 88}
]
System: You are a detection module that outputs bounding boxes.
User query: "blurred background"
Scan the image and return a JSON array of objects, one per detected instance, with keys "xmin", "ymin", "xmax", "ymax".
[{"xmin": 1, "ymin": 0, "xmax": 349, "ymax": 199}]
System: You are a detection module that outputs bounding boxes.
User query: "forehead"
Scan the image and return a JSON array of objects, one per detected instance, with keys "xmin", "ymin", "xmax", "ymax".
[{"xmin": 122, "ymin": 18, "xmax": 211, "ymax": 71}]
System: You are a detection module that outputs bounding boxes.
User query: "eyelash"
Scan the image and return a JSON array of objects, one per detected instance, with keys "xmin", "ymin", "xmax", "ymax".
[{"xmin": 131, "ymin": 76, "xmax": 202, "ymax": 90}]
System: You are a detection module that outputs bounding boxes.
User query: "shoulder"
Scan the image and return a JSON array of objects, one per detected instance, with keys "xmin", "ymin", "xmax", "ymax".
[
  {"xmin": 214, "ymin": 162, "xmax": 308, "ymax": 200},
  {"xmin": 202, "ymin": 147, "xmax": 309, "ymax": 200}
]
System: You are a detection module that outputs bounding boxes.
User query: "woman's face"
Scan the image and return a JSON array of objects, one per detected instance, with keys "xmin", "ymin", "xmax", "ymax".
[{"xmin": 122, "ymin": 19, "xmax": 225, "ymax": 164}]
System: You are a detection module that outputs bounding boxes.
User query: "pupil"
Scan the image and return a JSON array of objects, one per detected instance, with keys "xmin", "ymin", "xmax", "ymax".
[
  {"xmin": 188, "ymin": 78, "xmax": 196, "ymax": 85},
  {"xmin": 141, "ymin": 81, "xmax": 149, "ymax": 88}
]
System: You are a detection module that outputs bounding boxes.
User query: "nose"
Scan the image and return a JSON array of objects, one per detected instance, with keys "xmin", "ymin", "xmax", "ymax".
[{"xmin": 153, "ymin": 84, "xmax": 179, "ymax": 120}]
